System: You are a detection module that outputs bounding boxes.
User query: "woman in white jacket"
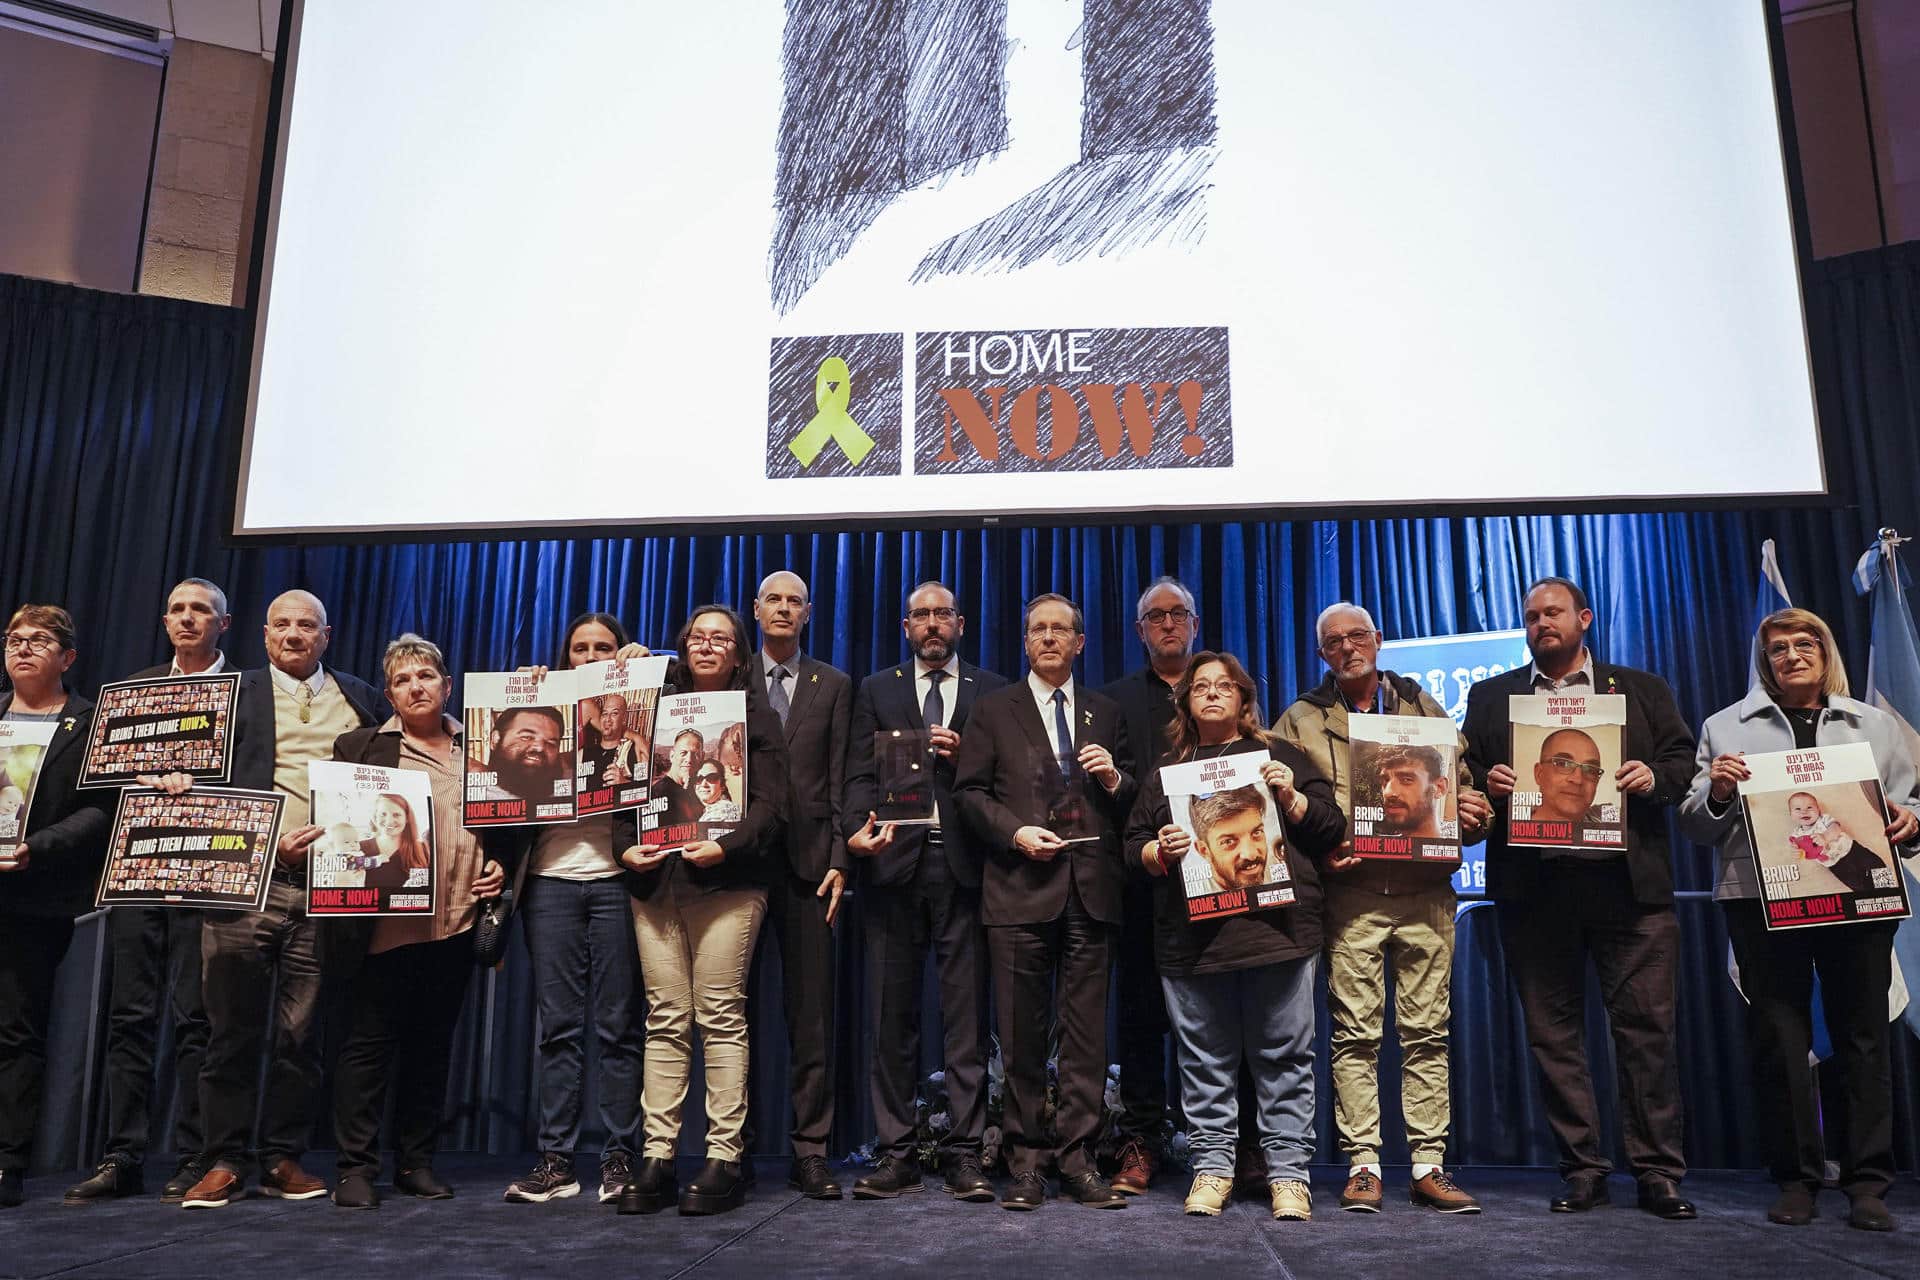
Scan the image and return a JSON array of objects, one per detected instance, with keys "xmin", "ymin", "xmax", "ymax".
[{"xmin": 1679, "ymin": 608, "xmax": 1919, "ymax": 1234}]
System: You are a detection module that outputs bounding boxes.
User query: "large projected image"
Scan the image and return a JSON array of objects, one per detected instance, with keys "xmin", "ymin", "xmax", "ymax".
[{"xmin": 238, "ymin": 1, "xmax": 1824, "ymax": 536}]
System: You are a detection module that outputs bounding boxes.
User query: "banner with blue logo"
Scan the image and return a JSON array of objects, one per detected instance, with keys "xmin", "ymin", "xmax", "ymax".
[{"xmin": 1380, "ymin": 628, "xmax": 1531, "ymax": 895}]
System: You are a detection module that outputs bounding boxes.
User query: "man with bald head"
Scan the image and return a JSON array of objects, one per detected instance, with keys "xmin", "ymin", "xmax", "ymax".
[
  {"xmin": 746, "ymin": 570, "xmax": 851, "ymax": 1199},
  {"xmin": 181, "ymin": 590, "xmax": 385, "ymax": 1209},
  {"xmin": 1531, "ymin": 729, "xmax": 1605, "ymax": 824}
]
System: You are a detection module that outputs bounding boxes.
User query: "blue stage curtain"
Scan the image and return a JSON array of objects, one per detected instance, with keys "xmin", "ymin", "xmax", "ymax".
[{"xmin": 6, "ymin": 247, "xmax": 1920, "ymax": 1173}]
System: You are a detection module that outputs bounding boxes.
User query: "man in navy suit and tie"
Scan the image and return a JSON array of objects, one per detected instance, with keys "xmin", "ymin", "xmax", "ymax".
[
  {"xmin": 745, "ymin": 571, "xmax": 852, "ymax": 1199},
  {"xmin": 955, "ymin": 592, "xmax": 1136, "ymax": 1211},
  {"xmin": 844, "ymin": 582, "xmax": 1006, "ymax": 1203}
]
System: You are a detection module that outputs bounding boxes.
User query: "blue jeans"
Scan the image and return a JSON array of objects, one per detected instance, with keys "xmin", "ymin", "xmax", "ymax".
[
  {"xmin": 521, "ymin": 874, "xmax": 644, "ymax": 1159},
  {"xmin": 1161, "ymin": 955, "xmax": 1318, "ymax": 1182}
]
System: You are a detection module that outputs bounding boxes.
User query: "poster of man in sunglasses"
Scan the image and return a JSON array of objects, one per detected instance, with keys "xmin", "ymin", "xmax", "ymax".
[{"xmin": 1506, "ymin": 693, "xmax": 1627, "ymax": 850}]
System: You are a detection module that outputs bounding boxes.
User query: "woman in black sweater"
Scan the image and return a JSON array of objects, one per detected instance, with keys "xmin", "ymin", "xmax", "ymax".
[{"xmin": 1124, "ymin": 651, "xmax": 1344, "ymax": 1222}]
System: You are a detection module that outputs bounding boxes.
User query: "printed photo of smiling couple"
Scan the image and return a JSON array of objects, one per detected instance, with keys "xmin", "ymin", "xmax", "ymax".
[{"xmin": 1506, "ymin": 692, "xmax": 1628, "ymax": 851}]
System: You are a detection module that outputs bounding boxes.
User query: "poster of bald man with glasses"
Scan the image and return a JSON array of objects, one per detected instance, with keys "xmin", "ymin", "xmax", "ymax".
[{"xmin": 1507, "ymin": 694, "xmax": 1628, "ymax": 850}]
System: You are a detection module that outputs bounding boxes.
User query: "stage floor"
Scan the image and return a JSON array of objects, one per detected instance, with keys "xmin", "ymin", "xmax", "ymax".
[{"xmin": 3, "ymin": 1161, "xmax": 1914, "ymax": 1278}]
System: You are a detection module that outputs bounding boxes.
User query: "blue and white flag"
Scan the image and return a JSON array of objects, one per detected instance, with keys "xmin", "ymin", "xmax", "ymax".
[
  {"xmin": 1749, "ymin": 538, "xmax": 1793, "ymax": 686},
  {"xmin": 1853, "ymin": 531, "xmax": 1920, "ymax": 1037}
]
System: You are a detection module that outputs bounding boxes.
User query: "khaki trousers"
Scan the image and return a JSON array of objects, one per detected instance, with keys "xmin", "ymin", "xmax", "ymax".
[
  {"xmin": 1323, "ymin": 880, "xmax": 1455, "ymax": 1166},
  {"xmin": 630, "ymin": 884, "xmax": 766, "ymax": 1161}
]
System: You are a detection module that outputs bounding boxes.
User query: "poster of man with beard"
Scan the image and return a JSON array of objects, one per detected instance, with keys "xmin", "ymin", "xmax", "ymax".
[
  {"xmin": 463, "ymin": 670, "xmax": 576, "ymax": 825},
  {"xmin": 1348, "ymin": 713, "xmax": 1461, "ymax": 863},
  {"xmin": 1159, "ymin": 751, "xmax": 1294, "ymax": 922}
]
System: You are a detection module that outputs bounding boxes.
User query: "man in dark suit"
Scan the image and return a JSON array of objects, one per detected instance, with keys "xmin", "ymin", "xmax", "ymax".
[
  {"xmin": 954, "ymin": 592, "xmax": 1136, "ymax": 1211},
  {"xmin": 65, "ymin": 578, "xmax": 230, "ymax": 1206},
  {"xmin": 1461, "ymin": 576, "xmax": 1697, "ymax": 1221},
  {"xmin": 843, "ymin": 581, "xmax": 1006, "ymax": 1204},
  {"xmin": 1095, "ymin": 575, "xmax": 1197, "ymax": 1194},
  {"xmin": 745, "ymin": 570, "xmax": 851, "ymax": 1199},
  {"xmin": 178, "ymin": 589, "xmax": 385, "ymax": 1210}
]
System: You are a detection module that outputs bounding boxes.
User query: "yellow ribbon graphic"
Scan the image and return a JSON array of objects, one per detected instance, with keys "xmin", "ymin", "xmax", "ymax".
[{"xmin": 789, "ymin": 356, "xmax": 876, "ymax": 468}]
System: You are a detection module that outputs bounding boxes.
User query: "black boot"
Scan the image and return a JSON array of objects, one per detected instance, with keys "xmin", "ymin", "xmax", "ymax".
[
  {"xmin": 617, "ymin": 1158, "xmax": 678, "ymax": 1216},
  {"xmin": 678, "ymin": 1159, "xmax": 746, "ymax": 1216}
]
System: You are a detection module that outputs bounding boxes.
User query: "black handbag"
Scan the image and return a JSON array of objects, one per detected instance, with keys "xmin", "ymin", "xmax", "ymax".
[{"xmin": 471, "ymin": 884, "xmax": 517, "ymax": 968}]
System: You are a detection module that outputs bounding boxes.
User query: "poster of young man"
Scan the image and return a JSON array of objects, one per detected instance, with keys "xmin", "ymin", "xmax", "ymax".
[
  {"xmin": 873, "ymin": 728, "xmax": 935, "ymax": 824},
  {"xmin": 573, "ymin": 655, "xmax": 668, "ymax": 818},
  {"xmin": 1506, "ymin": 693, "xmax": 1627, "ymax": 851},
  {"xmin": 79, "ymin": 673, "xmax": 241, "ymax": 788},
  {"xmin": 641, "ymin": 690, "xmax": 747, "ymax": 847},
  {"xmin": 306, "ymin": 760, "xmax": 436, "ymax": 916},
  {"xmin": 1739, "ymin": 741, "xmax": 1912, "ymax": 930},
  {"xmin": 1349, "ymin": 713, "xmax": 1462, "ymax": 863},
  {"xmin": 1159, "ymin": 752, "xmax": 1294, "ymax": 922},
  {"xmin": 0, "ymin": 720, "xmax": 58, "ymax": 843},
  {"xmin": 95, "ymin": 786, "xmax": 285, "ymax": 911},
  {"xmin": 463, "ymin": 670, "xmax": 576, "ymax": 826}
]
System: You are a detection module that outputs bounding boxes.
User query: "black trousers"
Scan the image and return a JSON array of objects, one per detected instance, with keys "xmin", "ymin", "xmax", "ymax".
[
  {"xmin": 1723, "ymin": 899, "xmax": 1896, "ymax": 1197},
  {"xmin": 1496, "ymin": 859, "xmax": 1686, "ymax": 1182},
  {"xmin": 866, "ymin": 837, "xmax": 989, "ymax": 1164},
  {"xmin": 104, "ymin": 905, "xmax": 208, "ymax": 1165},
  {"xmin": 988, "ymin": 881, "xmax": 1113, "ymax": 1177},
  {"xmin": 0, "ymin": 913, "xmax": 74, "ymax": 1171},
  {"xmin": 333, "ymin": 932, "xmax": 474, "ymax": 1178},
  {"xmin": 1113, "ymin": 874, "xmax": 1170, "ymax": 1144},
  {"xmin": 761, "ymin": 867, "xmax": 836, "ymax": 1158},
  {"xmin": 199, "ymin": 877, "xmax": 330, "ymax": 1175}
]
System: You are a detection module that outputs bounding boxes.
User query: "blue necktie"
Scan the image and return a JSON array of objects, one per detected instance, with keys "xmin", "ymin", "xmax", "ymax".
[
  {"xmin": 923, "ymin": 669, "xmax": 946, "ymax": 736},
  {"xmin": 769, "ymin": 665, "xmax": 791, "ymax": 726},
  {"xmin": 1051, "ymin": 687, "xmax": 1073, "ymax": 776}
]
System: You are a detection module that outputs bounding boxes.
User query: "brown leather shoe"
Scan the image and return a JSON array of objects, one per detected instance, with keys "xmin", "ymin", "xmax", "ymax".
[
  {"xmin": 1340, "ymin": 1168, "xmax": 1384, "ymax": 1212},
  {"xmin": 181, "ymin": 1167, "xmax": 242, "ymax": 1210},
  {"xmin": 1109, "ymin": 1138, "xmax": 1155, "ymax": 1195},
  {"xmin": 260, "ymin": 1158, "xmax": 327, "ymax": 1201},
  {"xmin": 1411, "ymin": 1168, "xmax": 1482, "ymax": 1214}
]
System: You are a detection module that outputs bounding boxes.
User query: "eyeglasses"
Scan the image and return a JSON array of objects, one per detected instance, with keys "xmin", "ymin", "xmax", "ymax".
[
  {"xmin": 3, "ymin": 634, "xmax": 60, "ymax": 655},
  {"xmin": 686, "ymin": 632, "xmax": 736, "ymax": 652},
  {"xmin": 1140, "ymin": 607, "xmax": 1193, "ymax": 626},
  {"xmin": 1765, "ymin": 637, "xmax": 1821, "ymax": 663},
  {"xmin": 1320, "ymin": 628, "xmax": 1378, "ymax": 654},
  {"xmin": 1188, "ymin": 679, "xmax": 1238, "ymax": 698},
  {"xmin": 1026, "ymin": 623, "xmax": 1077, "ymax": 638},
  {"xmin": 907, "ymin": 607, "xmax": 957, "ymax": 622},
  {"xmin": 1541, "ymin": 756, "xmax": 1604, "ymax": 779}
]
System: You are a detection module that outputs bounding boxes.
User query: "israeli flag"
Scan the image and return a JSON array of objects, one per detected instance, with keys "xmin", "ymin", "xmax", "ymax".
[
  {"xmin": 1853, "ymin": 531, "xmax": 1920, "ymax": 1038},
  {"xmin": 1749, "ymin": 538, "xmax": 1793, "ymax": 686}
]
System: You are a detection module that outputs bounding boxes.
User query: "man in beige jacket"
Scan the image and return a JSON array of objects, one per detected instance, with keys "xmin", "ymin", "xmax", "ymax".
[{"xmin": 1273, "ymin": 603, "xmax": 1490, "ymax": 1215}]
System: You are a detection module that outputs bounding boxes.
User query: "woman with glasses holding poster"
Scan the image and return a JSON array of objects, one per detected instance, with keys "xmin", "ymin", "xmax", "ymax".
[
  {"xmin": 614, "ymin": 605, "xmax": 787, "ymax": 1217},
  {"xmin": 0, "ymin": 605, "xmax": 110, "ymax": 1208},
  {"xmin": 1679, "ymin": 607, "xmax": 1920, "ymax": 1233},
  {"xmin": 328, "ymin": 633, "xmax": 515, "ymax": 1208},
  {"xmin": 1123, "ymin": 651, "xmax": 1344, "ymax": 1222}
]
